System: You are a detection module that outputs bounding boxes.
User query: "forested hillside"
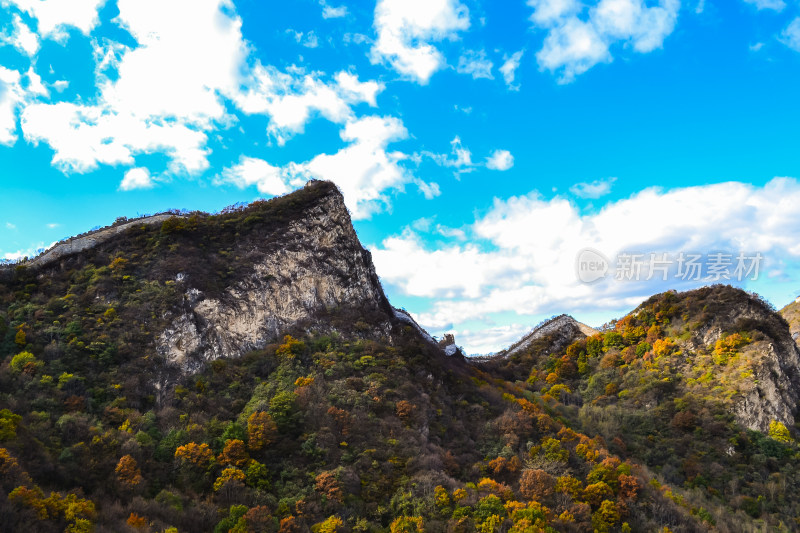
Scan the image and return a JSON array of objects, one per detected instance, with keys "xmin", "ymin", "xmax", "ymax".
[
  {"xmin": 478, "ymin": 286, "xmax": 800, "ymax": 532},
  {"xmin": 1, "ymin": 183, "xmax": 798, "ymax": 532}
]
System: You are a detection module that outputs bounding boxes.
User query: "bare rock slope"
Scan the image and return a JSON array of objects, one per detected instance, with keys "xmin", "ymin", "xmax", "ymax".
[
  {"xmin": 675, "ymin": 287, "xmax": 800, "ymax": 433},
  {"xmin": 501, "ymin": 314, "xmax": 598, "ymax": 359},
  {"xmin": 154, "ymin": 181, "xmax": 424, "ymax": 372}
]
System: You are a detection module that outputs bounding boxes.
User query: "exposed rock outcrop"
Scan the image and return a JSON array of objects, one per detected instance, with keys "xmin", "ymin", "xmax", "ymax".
[
  {"xmin": 679, "ymin": 289, "xmax": 800, "ymax": 433},
  {"xmin": 154, "ymin": 182, "xmax": 427, "ymax": 372},
  {"xmin": 500, "ymin": 314, "xmax": 598, "ymax": 359}
]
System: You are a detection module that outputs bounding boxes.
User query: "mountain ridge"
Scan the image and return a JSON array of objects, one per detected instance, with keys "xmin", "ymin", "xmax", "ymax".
[{"xmin": 2, "ymin": 182, "xmax": 800, "ymax": 531}]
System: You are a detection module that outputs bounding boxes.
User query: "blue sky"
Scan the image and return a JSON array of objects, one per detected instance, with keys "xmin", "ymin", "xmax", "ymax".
[{"xmin": 1, "ymin": 0, "xmax": 800, "ymax": 353}]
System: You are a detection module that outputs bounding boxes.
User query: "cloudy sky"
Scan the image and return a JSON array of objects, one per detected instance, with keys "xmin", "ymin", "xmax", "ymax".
[{"xmin": 1, "ymin": 0, "xmax": 799, "ymax": 353}]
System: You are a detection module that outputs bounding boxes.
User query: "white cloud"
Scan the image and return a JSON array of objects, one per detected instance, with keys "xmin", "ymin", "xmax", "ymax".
[
  {"xmin": 105, "ymin": 0, "xmax": 246, "ymax": 126},
  {"xmin": 537, "ymin": 18, "xmax": 610, "ymax": 81},
  {"xmin": 456, "ymin": 49, "xmax": 494, "ymax": 79},
  {"xmin": 343, "ymin": 33, "xmax": 370, "ymax": 45},
  {"xmin": 371, "ymin": 0, "xmax": 470, "ymax": 84},
  {"xmin": 530, "ymin": 0, "xmax": 680, "ymax": 82},
  {"xmin": 218, "ymin": 115, "xmax": 436, "ymax": 217},
  {"xmin": 780, "ymin": 17, "xmax": 800, "ymax": 52},
  {"xmin": 444, "ymin": 136, "xmax": 473, "ymax": 168},
  {"xmin": 424, "ymin": 136, "xmax": 476, "ymax": 175},
  {"xmin": 263, "ymin": 77, "xmax": 357, "ymax": 143},
  {"xmin": 1, "ymin": 14, "xmax": 40, "ymax": 56},
  {"xmin": 6, "ymin": 0, "xmax": 415, "ymax": 218},
  {"xmin": 23, "ymin": 102, "xmax": 210, "ymax": 173},
  {"xmin": 289, "ymin": 29, "xmax": 320, "ymax": 48},
  {"xmin": 374, "ymin": 230, "xmax": 517, "ymax": 300},
  {"xmin": 453, "ymin": 324, "xmax": 533, "ymax": 355},
  {"xmin": 415, "ymin": 179, "xmax": 441, "ymax": 199},
  {"xmin": 21, "ymin": 0, "xmax": 248, "ymax": 173},
  {"xmin": 742, "ymin": 0, "xmax": 785, "ymax": 11},
  {"xmin": 499, "ymin": 50, "xmax": 524, "ymax": 90},
  {"xmin": 320, "ymin": 1, "xmax": 347, "ymax": 19},
  {"xmin": 0, "ymin": 66, "xmax": 24, "ymax": 145},
  {"xmin": 25, "ymin": 67, "xmax": 47, "ymax": 96},
  {"xmin": 2, "ymin": 241, "xmax": 51, "ymax": 261},
  {"xmin": 46, "ymin": 223, "xmax": 60, "ymax": 228},
  {"xmin": 426, "ymin": 138, "xmax": 514, "ymax": 173},
  {"xmin": 0, "ymin": 0, "xmax": 438, "ymax": 225},
  {"xmin": 218, "ymin": 156, "xmax": 289, "ymax": 196},
  {"xmin": 436, "ymin": 225, "xmax": 466, "ymax": 240},
  {"xmin": 19, "ymin": 0, "xmax": 385, "ymax": 175},
  {"xmin": 527, "ymin": 0, "xmax": 581, "ymax": 25},
  {"xmin": 372, "ymin": 178, "xmax": 800, "ymax": 350},
  {"xmin": 288, "ymin": 115, "xmax": 414, "ymax": 218},
  {"xmin": 5, "ymin": 222, "xmax": 16, "ymax": 229},
  {"xmin": 569, "ymin": 177, "xmax": 616, "ymax": 198},
  {"xmin": 4, "ymin": 0, "xmax": 106, "ymax": 40},
  {"xmin": 119, "ymin": 167, "xmax": 153, "ymax": 191},
  {"xmin": 695, "ymin": 0, "xmax": 705, "ymax": 14},
  {"xmin": 594, "ymin": 0, "xmax": 679, "ymax": 53},
  {"xmin": 235, "ymin": 67, "xmax": 384, "ymax": 145},
  {"xmin": 407, "ymin": 217, "xmax": 466, "ymax": 240},
  {"xmin": 486, "ymin": 149, "xmax": 514, "ymax": 171},
  {"xmin": 335, "ymin": 72, "xmax": 382, "ymax": 107}
]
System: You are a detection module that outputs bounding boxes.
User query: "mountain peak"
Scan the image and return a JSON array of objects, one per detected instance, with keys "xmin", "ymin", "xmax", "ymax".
[
  {"xmin": 3, "ymin": 181, "xmax": 441, "ymax": 376},
  {"xmin": 501, "ymin": 314, "xmax": 598, "ymax": 359},
  {"xmin": 154, "ymin": 181, "xmax": 400, "ymax": 372}
]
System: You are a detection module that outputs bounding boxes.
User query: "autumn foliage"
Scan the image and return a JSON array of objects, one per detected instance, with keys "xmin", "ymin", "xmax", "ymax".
[
  {"xmin": 248, "ymin": 411, "xmax": 278, "ymax": 450},
  {"xmin": 174, "ymin": 442, "xmax": 214, "ymax": 469},
  {"xmin": 115, "ymin": 455, "xmax": 143, "ymax": 487}
]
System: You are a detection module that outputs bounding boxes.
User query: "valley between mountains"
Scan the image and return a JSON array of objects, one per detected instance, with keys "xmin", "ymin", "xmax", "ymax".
[{"xmin": 1, "ymin": 181, "xmax": 800, "ymax": 532}]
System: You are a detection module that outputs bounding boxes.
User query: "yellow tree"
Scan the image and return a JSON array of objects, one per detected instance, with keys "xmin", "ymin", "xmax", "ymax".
[
  {"xmin": 390, "ymin": 516, "xmax": 424, "ymax": 533},
  {"xmin": 214, "ymin": 467, "xmax": 246, "ymax": 492},
  {"xmin": 247, "ymin": 411, "xmax": 278, "ymax": 451},
  {"xmin": 115, "ymin": 455, "xmax": 143, "ymax": 487},
  {"xmin": 218, "ymin": 439, "xmax": 250, "ymax": 468},
  {"xmin": 313, "ymin": 515, "xmax": 343, "ymax": 533},
  {"xmin": 175, "ymin": 442, "xmax": 214, "ymax": 469}
]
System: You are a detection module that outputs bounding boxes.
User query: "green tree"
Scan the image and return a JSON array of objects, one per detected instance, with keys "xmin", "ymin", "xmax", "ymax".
[
  {"xmin": 10, "ymin": 351, "xmax": 40, "ymax": 373},
  {"xmin": 0, "ymin": 409, "xmax": 21, "ymax": 441}
]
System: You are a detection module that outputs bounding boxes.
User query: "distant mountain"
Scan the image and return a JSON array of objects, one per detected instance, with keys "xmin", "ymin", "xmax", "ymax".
[
  {"xmin": 780, "ymin": 296, "xmax": 800, "ymax": 345},
  {"xmin": 474, "ymin": 315, "xmax": 598, "ymax": 383},
  {"xmin": 491, "ymin": 285, "xmax": 800, "ymax": 530},
  {"xmin": 1, "ymin": 183, "xmax": 798, "ymax": 532}
]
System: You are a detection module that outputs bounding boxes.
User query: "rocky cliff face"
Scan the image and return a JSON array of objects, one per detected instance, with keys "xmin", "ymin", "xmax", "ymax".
[
  {"xmin": 0, "ymin": 180, "xmax": 437, "ymax": 376},
  {"xmin": 154, "ymin": 182, "xmax": 408, "ymax": 372},
  {"xmin": 678, "ymin": 289, "xmax": 800, "ymax": 433}
]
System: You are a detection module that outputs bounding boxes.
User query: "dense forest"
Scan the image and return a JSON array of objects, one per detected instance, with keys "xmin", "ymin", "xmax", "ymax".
[{"xmin": 1, "ymin": 184, "xmax": 798, "ymax": 532}]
